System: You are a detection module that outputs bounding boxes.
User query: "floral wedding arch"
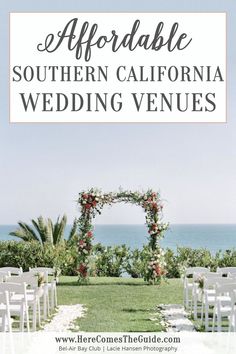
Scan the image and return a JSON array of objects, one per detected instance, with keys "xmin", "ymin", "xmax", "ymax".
[{"xmin": 76, "ymin": 188, "xmax": 168, "ymax": 284}]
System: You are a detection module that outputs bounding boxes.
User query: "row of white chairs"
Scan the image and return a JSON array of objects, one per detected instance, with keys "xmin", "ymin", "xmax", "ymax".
[
  {"xmin": 183, "ymin": 267, "xmax": 236, "ymax": 309},
  {"xmin": 183, "ymin": 266, "xmax": 236, "ymax": 332},
  {"xmin": 0, "ymin": 267, "xmax": 58, "ymax": 332}
]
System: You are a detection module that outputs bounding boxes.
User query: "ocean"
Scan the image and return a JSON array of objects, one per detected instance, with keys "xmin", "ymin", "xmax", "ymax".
[{"xmin": 0, "ymin": 224, "xmax": 236, "ymax": 253}]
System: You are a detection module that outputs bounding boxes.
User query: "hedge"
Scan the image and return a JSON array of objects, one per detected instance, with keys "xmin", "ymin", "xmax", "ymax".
[
  {"xmin": 0, "ymin": 240, "xmax": 78, "ymax": 275},
  {"xmin": 0, "ymin": 240, "xmax": 236, "ymax": 278}
]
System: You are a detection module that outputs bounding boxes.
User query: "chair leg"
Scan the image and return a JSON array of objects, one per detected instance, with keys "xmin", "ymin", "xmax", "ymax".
[
  {"xmin": 51, "ymin": 288, "xmax": 54, "ymax": 310},
  {"xmin": 2, "ymin": 314, "xmax": 6, "ymax": 332},
  {"xmin": 205, "ymin": 305, "xmax": 209, "ymax": 331},
  {"xmin": 193, "ymin": 294, "xmax": 198, "ymax": 320},
  {"xmin": 183, "ymin": 287, "xmax": 186, "ymax": 308},
  {"xmin": 201, "ymin": 302, "xmax": 204, "ymax": 322},
  {"xmin": 6, "ymin": 313, "xmax": 12, "ymax": 333},
  {"xmin": 33, "ymin": 302, "xmax": 37, "ymax": 331},
  {"xmin": 25, "ymin": 306, "xmax": 30, "ymax": 332},
  {"xmin": 188, "ymin": 288, "xmax": 192, "ymax": 311},
  {"xmin": 212, "ymin": 309, "xmax": 216, "ymax": 332},
  {"xmin": 217, "ymin": 313, "xmax": 221, "ymax": 332},
  {"xmin": 228, "ymin": 314, "xmax": 232, "ymax": 332},
  {"xmin": 20, "ymin": 304, "xmax": 25, "ymax": 332},
  {"xmin": 8, "ymin": 316, "xmax": 12, "ymax": 333},
  {"xmin": 185, "ymin": 288, "xmax": 189, "ymax": 309},
  {"xmin": 229, "ymin": 310, "xmax": 236, "ymax": 332},
  {"xmin": 38, "ymin": 299, "xmax": 41, "ymax": 327},
  {"xmin": 190, "ymin": 291, "xmax": 193, "ymax": 314},
  {"xmin": 54, "ymin": 283, "xmax": 57, "ymax": 308},
  {"xmin": 234, "ymin": 312, "xmax": 236, "ymax": 332},
  {"xmin": 47, "ymin": 295, "xmax": 50, "ymax": 316},
  {"xmin": 43, "ymin": 293, "xmax": 47, "ymax": 321}
]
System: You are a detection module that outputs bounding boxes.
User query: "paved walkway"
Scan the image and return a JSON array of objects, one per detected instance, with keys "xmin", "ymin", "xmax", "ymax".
[
  {"xmin": 159, "ymin": 304, "xmax": 196, "ymax": 332},
  {"xmin": 42, "ymin": 305, "xmax": 86, "ymax": 331}
]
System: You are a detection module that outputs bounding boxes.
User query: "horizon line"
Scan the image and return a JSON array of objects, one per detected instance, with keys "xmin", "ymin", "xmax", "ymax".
[{"xmin": 1, "ymin": 223, "xmax": 236, "ymax": 226}]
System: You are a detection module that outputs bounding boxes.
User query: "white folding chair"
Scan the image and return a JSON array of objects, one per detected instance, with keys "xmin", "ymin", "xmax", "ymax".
[
  {"xmin": 212, "ymin": 282, "xmax": 236, "ymax": 332},
  {"xmin": 29, "ymin": 269, "xmax": 52, "ymax": 320},
  {"xmin": 0, "ymin": 267, "xmax": 23, "ymax": 275},
  {"xmin": 200, "ymin": 274, "xmax": 224, "ymax": 330},
  {"xmin": 183, "ymin": 267, "xmax": 210, "ymax": 309},
  {"xmin": 0, "ymin": 271, "xmax": 11, "ymax": 282},
  {"xmin": 228, "ymin": 289, "xmax": 236, "ymax": 332},
  {"xmin": 217, "ymin": 267, "xmax": 236, "ymax": 276},
  {"xmin": 0, "ymin": 282, "xmax": 29, "ymax": 332},
  {"xmin": 6, "ymin": 274, "xmax": 40, "ymax": 331},
  {"xmin": 228, "ymin": 272, "xmax": 236, "ymax": 279},
  {"xmin": 192, "ymin": 271, "xmax": 218, "ymax": 320},
  {"xmin": 30, "ymin": 267, "xmax": 57, "ymax": 312},
  {"xmin": 0, "ymin": 290, "xmax": 11, "ymax": 332}
]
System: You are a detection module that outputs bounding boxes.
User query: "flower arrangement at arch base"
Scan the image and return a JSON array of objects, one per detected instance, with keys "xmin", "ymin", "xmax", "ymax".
[
  {"xmin": 143, "ymin": 248, "xmax": 167, "ymax": 285},
  {"xmin": 76, "ymin": 188, "xmax": 168, "ymax": 285}
]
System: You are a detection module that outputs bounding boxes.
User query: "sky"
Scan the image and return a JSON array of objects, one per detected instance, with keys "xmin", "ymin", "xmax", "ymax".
[{"xmin": 0, "ymin": 0, "xmax": 236, "ymax": 225}]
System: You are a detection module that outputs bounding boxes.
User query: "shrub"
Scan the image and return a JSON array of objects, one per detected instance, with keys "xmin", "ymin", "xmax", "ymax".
[
  {"xmin": 213, "ymin": 249, "xmax": 236, "ymax": 269},
  {"xmin": 123, "ymin": 248, "xmax": 145, "ymax": 278},
  {"xmin": 162, "ymin": 247, "xmax": 214, "ymax": 279},
  {"xmin": 93, "ymin": 243, "xmax": 129, "ymax": 277},
  {"xmin": 1, "ymin": 241, "xmax": 236, "ymax": 278},
  {"xmin": 0, "ymin": 241, "xmax": 43, "ymax": 269},
  {"xmin": 164, "ymin": 248, "xmax": 179, "ymax": 278},
  {"xmin": 0, "ymin": 240, "xmax": 78, "ymax": 275},
  {"xmin": 175, "ymin": 247, "xmax": 213, "ymax": 273}
]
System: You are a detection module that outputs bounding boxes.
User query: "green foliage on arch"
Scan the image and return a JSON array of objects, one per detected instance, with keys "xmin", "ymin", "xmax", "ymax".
[{"xmin": 76, "ymin": 188, "xmax": 168, "ymax": 284}]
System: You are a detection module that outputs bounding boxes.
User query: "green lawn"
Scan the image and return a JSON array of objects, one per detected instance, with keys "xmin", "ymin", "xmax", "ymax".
[{"xmin": 57, "ymin": 277, "xmax": 183, "ymax": 332}]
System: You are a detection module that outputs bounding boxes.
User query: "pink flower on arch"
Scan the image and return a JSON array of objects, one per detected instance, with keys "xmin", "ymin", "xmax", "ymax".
[
  {"xmin": 87, "ymin": 231, "xmax": 93, "ymax": 238},
  {"xmin": 78, "ymin": 240, "xmax": 86, "ymax": 248}
]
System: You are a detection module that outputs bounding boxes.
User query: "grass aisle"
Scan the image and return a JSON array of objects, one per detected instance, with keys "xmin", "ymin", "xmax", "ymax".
[{"xmin": 57, "ymin": 277, "xmax": 183, "ymax": 332}]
